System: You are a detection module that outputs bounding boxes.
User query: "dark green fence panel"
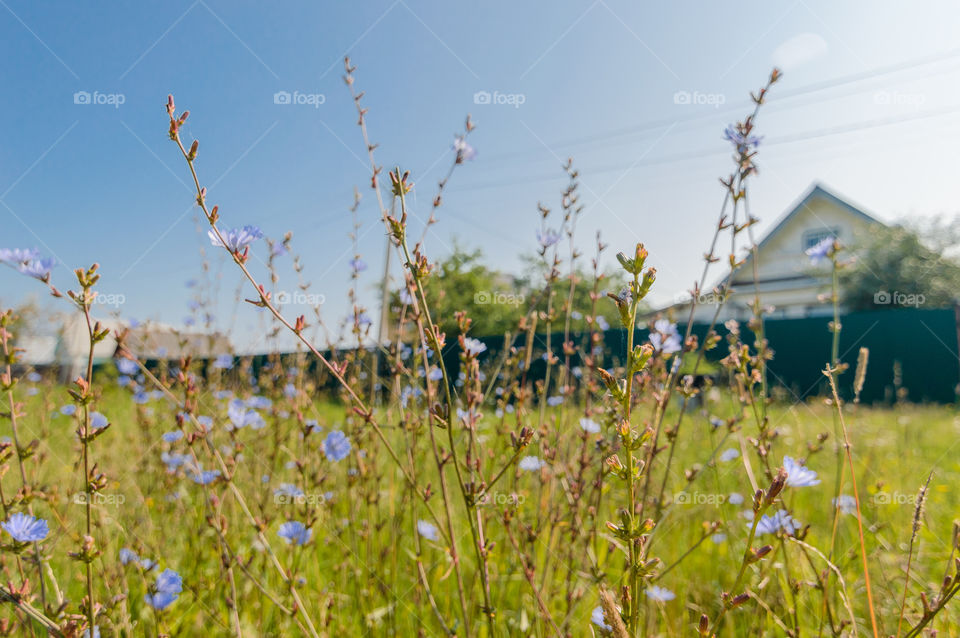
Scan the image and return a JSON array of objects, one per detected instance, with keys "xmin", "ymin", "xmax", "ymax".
[{"xmin": 99, "ymin": 308, "xmax": 957, "ymax": 405}]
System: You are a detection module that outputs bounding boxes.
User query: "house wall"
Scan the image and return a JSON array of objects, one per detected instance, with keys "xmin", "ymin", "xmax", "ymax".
[{"xmin": 733, "ymin": 193, "xmax": 876, "ymax": 285}]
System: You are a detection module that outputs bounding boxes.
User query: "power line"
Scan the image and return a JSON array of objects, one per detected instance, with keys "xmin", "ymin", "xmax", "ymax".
[
  {"xmin": 479, "ymin": 48, "xmax": 960, "ymax": 163},
  {"xmin": 451, "ymin": 102, "xmax": 960, "ymax": 193}
]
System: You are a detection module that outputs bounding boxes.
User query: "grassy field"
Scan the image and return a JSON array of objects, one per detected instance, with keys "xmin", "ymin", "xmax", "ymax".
[{"xmin": 5, "ymin": 369, "xmax": 959, "ymax": 637}]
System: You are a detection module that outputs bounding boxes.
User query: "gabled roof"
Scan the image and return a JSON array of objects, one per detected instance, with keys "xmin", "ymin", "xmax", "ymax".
[{"xmin": 754, "ymin": 182, "xmax": 883, "ymax": 252}]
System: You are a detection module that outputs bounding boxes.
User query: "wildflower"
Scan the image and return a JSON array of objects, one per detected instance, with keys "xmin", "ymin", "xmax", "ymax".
[
  {"xmin": 0, "ymin": 248, "xmax": 39, "ymax": 265},
  {"xmin": 90, "ymin": 412, "xmax": 109, "ymax": 430},
  {"xmin": 246, "ymin": 396, "xmax": 272, "ymax": 409},
  {"xmin": 453, "ymin": 136, "xmax": 476, "ymax": 162},
  {"xmin": 579, "ymin": 418, "xmax": 601, "ymax": 433},
  {"xmin": 518, "ymin": 456, "xmax": 544, "ymax": 471},
  {"xmin": 645, "ymin": 586, "xmax": 676, "ymax": 602},
  {"xmin": 596, "ymin": 316, "xmax": 610, "ymax": 331},
  {"xmin": 17, "ymin": 257, "xmax": 56, "ymax": 281},
  {"xmin": 189, "ymin": 467, "xmax": 221, "ymax": 485},
  {"xmin": 2, "ymin": 513, "xmax": 49, "ymax": 542},
  {"xmin": 144, "ymin": 568, "xmax": 182, "ymax": 610},
  {"xmin": 161, "ymin": 452, "xmax": 189, "ymax": 473},
  {"xmin": 754, "ymin": 509, "xmax": 800, "ymax": 536},
  {"xmin": 283, "ymin": 383, "xmax": 296, "ymax": 398},
  {"xmin": 719, "ymin": 448, "xmax": 739, "ymax": 462},
  {"xmin": 323, "ymin": 430, "xmax": 351, "ymax": 462},
  {"xmin": 417, "ymin": 520, "xmax": 439, "ymax": 541},
  {"xmin": 278, "ymin": 521, "xmax": 312, "ymax": 545},
  {"xmin": 462, "ymin": 337, "xmax": 487, "ymax": 356},
  {"xmin": 711, "ymin": 533, "xmax": 727, "ymax": 544},
  {"xmin": 162, "ymin": 431, "xmax": 183, "ymax": 443},
  {"xmin": 400, "ymin": 386, "xmax": 422, "ymax": 408},
  {"xmin": 60, "ymin": 405, "xmax": 77, "ymax": 416},
  {"xmin": 140, "ymin": 557, "xmax": 157, "ymax": 571},
  {"xmin": 782, "ymin": 456, "xmax": 820, "ymax": 487},
  {"xmin": 116, "ymin": 358, "xmax": 139, "ymax": 376},
  {"xmin": 245, "ymin": 411, "xmax": 264, "ymax": 429},
  {"xmin": 357, "ymin": 312, "xmax": 372, "ymax": 327},
  {"xmin": 213, "ymin": 354, "xmax": 233, "ymax": 370},
  {"xmin": 546, "ymin": 395, "xmax": 563, "ymax": 407},
  {"xmin": 728, "ymin": 492, "xmax": 745, "ymax": 506},
  {"xmin": 591, "ymin": 606, "xmax": 612, "ymax": 631},
  {"xmin": 649, "ymin": 319, "xmax": 682, "ymax": 354},
  {"xmin": 196, "ymin": 415, "xmax": 213, "ymax": 430},
  {"xmin": 274, "ymin": 484, "xmax": 304, "ymax": 500},
  {"xmin": 208, "ymin": 225, "xmax": 263, "ymax": 252},
  {"xmin": 426, "ymin": 367, "xmax": 443, "ymax": 381},
  {"xmin": 805, "ymin": 236, "xmax": 835, "ymax": 264},
  {"xmin": 722, "ymin": 124, "xmax": 762, "ymax": 151},
  {"xmin": 349, "ymin": 257, "xmax": 367, "ymax": 273},
  {"xmin": 119, "ymin": 548, "xmax": 139, "ymax": 565},
  {"xmin": 399, "ymin": 289, "xmax": 414, "ymax": 305},
  {"xmin": 833, "ymin": 494, "xmax": 857, "ymax": 515},
  {"xmin": 536, "ymin": 228, "xmax": 561, "ymax": 248},
  {"xmin": 709, "ymin": 415, "xmax": 725, "ymax": 429},
  {"xmin": 228, "ymin": 401, "xmax": 250, "ymax": 429}
]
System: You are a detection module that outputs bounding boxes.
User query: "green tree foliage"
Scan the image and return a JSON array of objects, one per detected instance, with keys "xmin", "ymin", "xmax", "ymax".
[
  {"xmin": 392, "ymin": 243, "xmax": 630, "ymax": 338},
  {"xmin": 840, "ymin": 222, "xmax": 960, "ymax": 310}
]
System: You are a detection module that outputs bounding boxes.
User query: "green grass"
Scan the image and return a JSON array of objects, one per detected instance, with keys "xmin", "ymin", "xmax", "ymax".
[{"xmin": 4, "ymin": 375, "xmax": 960, "ymax": 637}]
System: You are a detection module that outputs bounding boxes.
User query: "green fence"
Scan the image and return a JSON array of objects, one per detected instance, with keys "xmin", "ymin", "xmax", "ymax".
[
  {"xmin": 115, "ymin": 308, "xmax": 959, "ymax": 405},
  {"xmin": 439, "ymin": 307, "xmax": 960, "ymax": 404}
]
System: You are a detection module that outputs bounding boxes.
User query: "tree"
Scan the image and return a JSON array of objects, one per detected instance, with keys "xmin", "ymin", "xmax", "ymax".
[
  {"xmin": 391, "ymin": 242, "xmax": 629, "ymax": 338},
  {"xmin": 839, "ymin": 221, "xmax": 960, "ymax": 310}
]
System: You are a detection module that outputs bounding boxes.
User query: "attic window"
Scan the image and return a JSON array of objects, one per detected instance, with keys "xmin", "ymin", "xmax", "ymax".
[{"xmin": 802, "ymin": 228, "xmax": 838, "ymax": 251}]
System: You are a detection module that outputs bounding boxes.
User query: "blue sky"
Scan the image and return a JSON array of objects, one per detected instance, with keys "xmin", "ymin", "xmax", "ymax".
[{"xmin": 3, "ymin": 1, "xmax": 960, "ymax": 350}]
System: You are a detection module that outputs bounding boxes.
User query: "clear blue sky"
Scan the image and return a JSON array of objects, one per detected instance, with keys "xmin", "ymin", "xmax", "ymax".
[{"xmin": 3, "ymin": 1, "xmax": 960, "ymax": 350}]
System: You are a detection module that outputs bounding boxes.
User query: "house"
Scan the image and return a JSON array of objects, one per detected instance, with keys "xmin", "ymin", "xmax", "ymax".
[
  {"xmin": 677, "ymin": 183, "xmax": 885, "ymax": 322},
  {"xmin": 50, "ymin": 313, "xmax": 232, "ymax": 381}
]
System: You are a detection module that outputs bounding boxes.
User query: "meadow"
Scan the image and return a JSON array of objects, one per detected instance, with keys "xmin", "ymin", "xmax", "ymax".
[{"xmin": 0, "ymin": 63, "xmax": 958, "ymax": 637}]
